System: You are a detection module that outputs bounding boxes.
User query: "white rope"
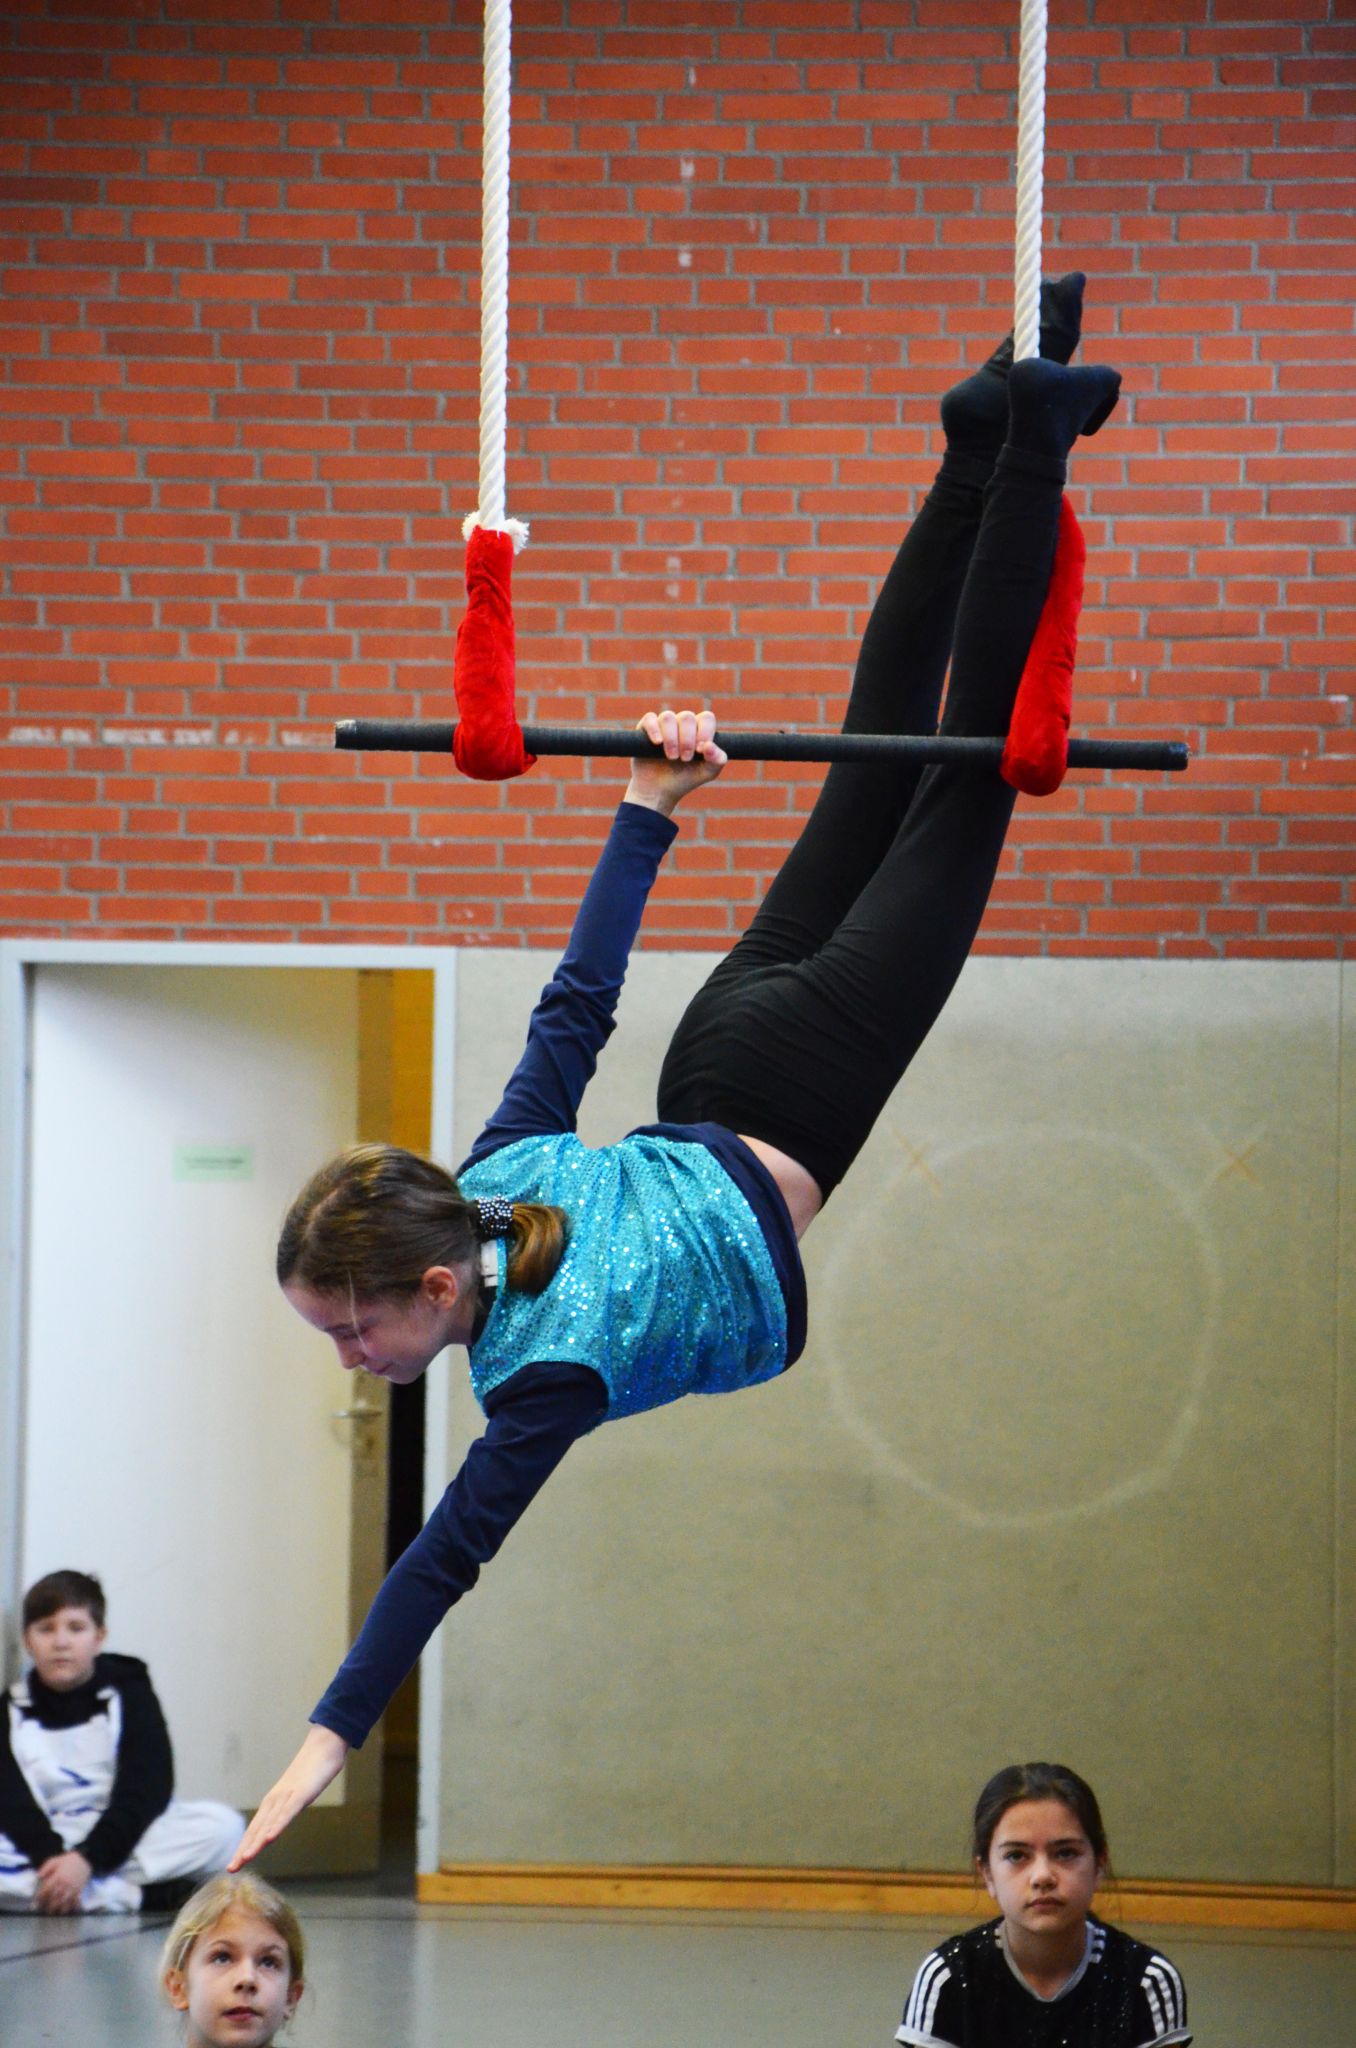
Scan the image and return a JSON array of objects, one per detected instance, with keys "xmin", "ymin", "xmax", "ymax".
[
  {"xmin": 469, "ymin": 0, "xmax": 527, "ymax": 549},
  {"xmin": 1013, "ymin": 0, "xmax": 1047, "ymax": 362}
]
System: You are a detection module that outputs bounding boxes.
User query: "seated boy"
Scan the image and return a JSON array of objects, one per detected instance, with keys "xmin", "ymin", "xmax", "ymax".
[{"xmin": 0, "ymin": 1569, "xmax": 245, "ymax": 1913}]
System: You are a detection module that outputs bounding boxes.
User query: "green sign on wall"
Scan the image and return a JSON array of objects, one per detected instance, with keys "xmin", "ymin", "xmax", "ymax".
[{"xmin": 173, "ymin": 1144, "xmax": 254, "ymax": 1183}]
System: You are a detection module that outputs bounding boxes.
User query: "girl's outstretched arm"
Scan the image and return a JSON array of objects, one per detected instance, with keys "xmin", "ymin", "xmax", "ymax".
[
  {"xmin": 229, "ymin": 1363, "xmax": 603, "ymax": 1867},
  {"xmin": 463, "ymin": 707, "xmax": 726, "ymax": 1168}
]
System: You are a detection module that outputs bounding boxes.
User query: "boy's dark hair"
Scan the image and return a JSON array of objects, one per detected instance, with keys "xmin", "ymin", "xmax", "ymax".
[{"xmin": 22, "ymin": 1569, "xmax": 106, "ymax": 1631}]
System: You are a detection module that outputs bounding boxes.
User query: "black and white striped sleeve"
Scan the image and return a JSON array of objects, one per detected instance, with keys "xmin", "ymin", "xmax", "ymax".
[
  {"xmin": 1136, "ymin": 1949, "xmax": 1191, "ymax": 2046},
  {"xmin": 895, "ymin": 1949, "xmax": 962, "ymax": 2047}
]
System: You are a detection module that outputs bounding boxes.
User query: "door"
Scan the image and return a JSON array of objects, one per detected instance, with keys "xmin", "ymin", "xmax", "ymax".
[{"xmin": 19, "ymin": 964, "xmax": 386, "ymax": 1874}]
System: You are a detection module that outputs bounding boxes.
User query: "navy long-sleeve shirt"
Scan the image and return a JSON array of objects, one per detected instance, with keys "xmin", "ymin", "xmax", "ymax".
[{"xmin": 311, "ymin": 802, "xmax": 804, "ymax": 1749}]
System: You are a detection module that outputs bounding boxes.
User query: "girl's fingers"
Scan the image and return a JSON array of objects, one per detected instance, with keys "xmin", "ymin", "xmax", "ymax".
[
  {"xmin": 228, "ymin": 1825, "xmax": 260, "ymax": 1871},
  {"xmin": 694, "ymin": 709, "xmax": 726, "ymax": 764},
  {"xmin": 229, "ymin": 1801, "xmax": 287, "ymax": 1871},
  {"xmin": 637, "ymin": 707, "xmax": 720, "ymax": 762},
  {"xmin": 235, "ymin": 1821, "xmax": 272, "ymax": 1867}
]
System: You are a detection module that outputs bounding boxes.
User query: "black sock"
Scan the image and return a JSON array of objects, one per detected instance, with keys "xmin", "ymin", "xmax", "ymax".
[
  {"xmin": 1004, "ymin": 358, "xmax": 1123, "ymax": 471},
  {"xmin": 939, "ymin": 272, "xmax": 1088, "ymax": 460},
  {"xmin": 139, "ymin": 1876, "xmax": 199, "ymax": 1915}
]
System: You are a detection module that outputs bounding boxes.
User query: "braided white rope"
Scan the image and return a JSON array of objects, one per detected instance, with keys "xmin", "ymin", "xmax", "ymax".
[
  {"xmin": 468, "ymin": 0, "xmax": 527, "ymax": 549},
  {"xmin": 1013, "ymin": 0, "xmax": 1047, "ymax": 362}
]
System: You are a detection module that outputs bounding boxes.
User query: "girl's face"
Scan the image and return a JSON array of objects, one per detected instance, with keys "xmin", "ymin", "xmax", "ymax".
[
  {"xmin": 166, "ymin": 1907, "xmax": 302, "ymax": 2047},
  {"xmin": 282, "ymin": 1268, "xmax": 467, "ymax": 1384},
  {"xmin": 979, "ymin": 1797, "xmax": 1104, "ymax": 1941}
]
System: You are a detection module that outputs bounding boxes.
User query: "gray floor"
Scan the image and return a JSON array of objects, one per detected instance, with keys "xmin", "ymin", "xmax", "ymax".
[{"xmin": 3, "ymin": 1890, "xmax": 1356, "ymax": 2045}]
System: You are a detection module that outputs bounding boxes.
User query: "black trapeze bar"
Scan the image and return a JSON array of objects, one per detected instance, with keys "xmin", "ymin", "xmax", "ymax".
[{"xmin": 334, "ymin": 720, "xmax": 1190, "ymax": 774}]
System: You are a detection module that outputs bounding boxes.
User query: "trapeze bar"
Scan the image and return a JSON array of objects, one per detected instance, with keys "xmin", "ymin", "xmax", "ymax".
[{"xmin": 334, "ymin": 719, "xmax": 1190, "ymax": 774}]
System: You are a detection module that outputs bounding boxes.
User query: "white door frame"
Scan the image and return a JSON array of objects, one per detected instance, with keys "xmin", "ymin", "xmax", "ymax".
[{"xmin": 0, "ymin": 937, "xmax": 459, "ymax": 1877}]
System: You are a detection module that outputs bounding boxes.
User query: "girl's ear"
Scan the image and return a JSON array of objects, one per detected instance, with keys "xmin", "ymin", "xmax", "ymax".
[
  {"xmin": 420, "ymin": 1265, "xmax": 461, "ymax": 1308},
  {"xmin": 978, "ymin": 1856, "xmax": 997, "ymax": 1902},
  {"xmin": 284, "ymin": 1976, "xmax": 305, "ymax": 2022},
  {"xmin": 163, "ymin": 1968, "xmax": 190, "ymax": 2013}
]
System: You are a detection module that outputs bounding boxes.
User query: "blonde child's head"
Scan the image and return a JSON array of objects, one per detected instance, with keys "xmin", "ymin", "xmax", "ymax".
[{"xmin": 161, "ymin": 1873, "xmax": 305, "ymax": 2047}]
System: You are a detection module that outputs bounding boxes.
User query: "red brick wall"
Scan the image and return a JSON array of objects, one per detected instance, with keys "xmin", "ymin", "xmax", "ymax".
[{"xmin": 2, "ymin": 1, "xmax": 1352, "ymax": 955}]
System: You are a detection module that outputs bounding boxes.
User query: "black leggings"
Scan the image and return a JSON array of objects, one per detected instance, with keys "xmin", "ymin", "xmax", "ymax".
[{"xmin": 656, "ymin": 444, "xmax": 1064, "ymax": 1196}]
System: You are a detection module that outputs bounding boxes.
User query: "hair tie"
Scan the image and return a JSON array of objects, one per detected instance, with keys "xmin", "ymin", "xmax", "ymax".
[{"xmin": 473, "ymin": 1195, "xmax": 515, "ymax": 1241}]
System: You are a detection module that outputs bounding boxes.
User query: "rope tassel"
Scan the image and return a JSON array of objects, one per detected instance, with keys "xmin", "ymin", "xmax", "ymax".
[
  {"xmin": 452, "ymin": 526, "xmax": 536, "ymax": 780},
  {"xmin": 1001, "ymin": 498, "xmax": 1084, "ymax": 796}
]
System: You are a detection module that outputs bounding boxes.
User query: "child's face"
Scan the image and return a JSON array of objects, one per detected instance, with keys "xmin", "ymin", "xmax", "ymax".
[
  {"xmin": 23, "ymin": 1603, "xmax": 106, "ymax": 1691},
  {"xmin": 166, "ymin": 1908, "xmax": 302, "ymax": 2048},
  {"xmin": 282, "ymin": 1270, "xmax": 465, "ymax": 1384},
  {"xmin": 979, "ymin": 1797, "xmax": 1104, "ymax": 1941}
]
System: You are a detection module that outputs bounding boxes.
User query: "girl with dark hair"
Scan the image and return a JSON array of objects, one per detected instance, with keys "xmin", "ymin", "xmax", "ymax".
[
  {"xmin": 896, "ymin": 1762, "xmax": 1191, "ymax": 2047},
  {"xmin": 233, "ymin": 284, "xmax": 1122, "ymax": 1870}
]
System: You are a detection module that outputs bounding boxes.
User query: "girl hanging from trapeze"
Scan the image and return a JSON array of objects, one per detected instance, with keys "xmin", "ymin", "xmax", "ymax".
[{"xmin": 231, "ymin": 277, "xmax": 1120, "ymax": 1868}]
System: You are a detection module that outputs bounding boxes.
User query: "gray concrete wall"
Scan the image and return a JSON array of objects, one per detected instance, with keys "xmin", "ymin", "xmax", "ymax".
[{"xmin": 441, "ymin": 955, "xmax": 1354, "ymax": 1887}]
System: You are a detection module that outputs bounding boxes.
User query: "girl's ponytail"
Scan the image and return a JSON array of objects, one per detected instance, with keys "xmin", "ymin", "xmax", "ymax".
[{"xmin": 501, "ymin": 1202, "xmax": 568, "ymax": 1294}]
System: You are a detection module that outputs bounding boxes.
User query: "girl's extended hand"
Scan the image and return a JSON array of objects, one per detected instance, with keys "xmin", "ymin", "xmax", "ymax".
[
  {"xmin": 228, "ymin": 1723, "xmax": 351, "ymax": 1871},
  {"xmin": 625, "ymin": 707, "xmax": 727, "ymax": 816}
]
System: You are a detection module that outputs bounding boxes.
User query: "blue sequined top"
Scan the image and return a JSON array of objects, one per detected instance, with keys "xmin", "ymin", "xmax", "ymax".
[{"xmin": 461, "ymin": 1129, "xmax": 787, "ymax": 1420}]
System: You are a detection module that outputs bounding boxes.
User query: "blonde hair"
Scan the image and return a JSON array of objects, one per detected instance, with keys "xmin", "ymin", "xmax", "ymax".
[
  {"xmin": 160, "ymin": 1872, "xmax": 306, "ymax": 1992},
  {"xmin": 277, "ymin": 1142, "xmax": 568, "ymax": 1300}
]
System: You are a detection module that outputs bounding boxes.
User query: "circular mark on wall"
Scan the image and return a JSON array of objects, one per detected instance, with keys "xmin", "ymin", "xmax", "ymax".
[{"xmin": 821, "ymin": 1127, "xmax": 1221, "ymax": 1529}]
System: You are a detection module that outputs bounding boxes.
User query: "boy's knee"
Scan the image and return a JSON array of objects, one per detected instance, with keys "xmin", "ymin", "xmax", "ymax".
[
  {"xmin": 204, "ymin": 1801, "xmax": 247, "ymax": 1868},
  {"xmin": 180, "ymin": 1799, "xmax": 247, "ymax": 1874},
  {"xmin": 130, "ymin": 1798, "xmax": 246, "ymax": 1887}
]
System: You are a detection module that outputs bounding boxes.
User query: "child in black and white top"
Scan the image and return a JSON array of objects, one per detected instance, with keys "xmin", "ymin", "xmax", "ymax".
[
  {"xmin": 897, "ymin": 1762, "xmax": 1190, "ymax": 2048},
  {"xmin": 0, "ymin": 1569, "xmax": 244, "ymax": 1914}
]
